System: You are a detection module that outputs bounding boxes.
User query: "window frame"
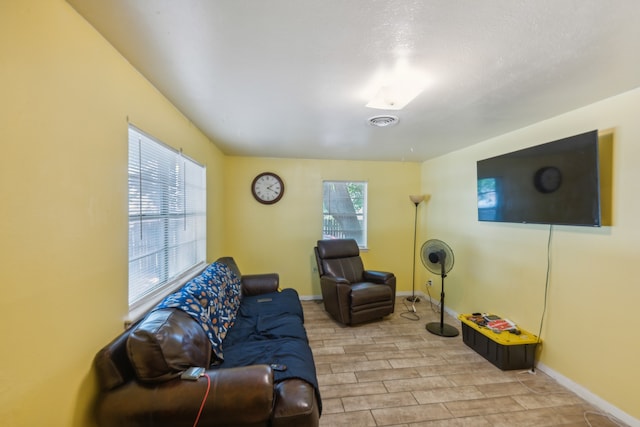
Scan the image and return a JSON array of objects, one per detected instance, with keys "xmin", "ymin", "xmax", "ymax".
[
  {"xmin": 322, "ymin": 180, "xmax": 368, "ymax": 249},
  {"xmin": 127, "ymin": 125, "xmax": 207, "ymax": 318}
]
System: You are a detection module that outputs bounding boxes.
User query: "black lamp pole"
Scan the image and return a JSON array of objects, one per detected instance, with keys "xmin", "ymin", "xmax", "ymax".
[{"xmin": 407, "ymin": 196, "xmax": 423, "ymax": 303}]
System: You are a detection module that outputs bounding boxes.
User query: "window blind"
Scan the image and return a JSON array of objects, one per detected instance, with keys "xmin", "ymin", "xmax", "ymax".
[{"xmin": 128, "ymin": 125, "xmax": 206, "ymax": 309}]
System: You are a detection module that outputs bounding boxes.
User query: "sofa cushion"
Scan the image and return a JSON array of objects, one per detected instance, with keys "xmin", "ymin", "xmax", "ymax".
[
  {"xmin": 127, "ymin": 308, "xmax": 211, "ymax": 382},
  {"xmin": 155, "ymin": 260, "xmax": 242, "ymax": 361},
  {"xmin": 221, "ymin": 289, "xmax": 322, "ymax": 415}
]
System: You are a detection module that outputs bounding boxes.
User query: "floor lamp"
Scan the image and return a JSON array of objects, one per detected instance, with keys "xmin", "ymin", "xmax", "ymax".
[{"xmin": 406, "ymin": 194, "xmax": 425, "ymax": 303}]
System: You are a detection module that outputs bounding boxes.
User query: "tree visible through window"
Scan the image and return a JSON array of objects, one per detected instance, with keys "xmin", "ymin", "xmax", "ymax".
[
  {"xmin": 322, "ymin": 181, "xmax": 367, "ymax": 248},
  {"xmin": 477, "ymin": 177, "xmax": 499, "ymax": 221}
]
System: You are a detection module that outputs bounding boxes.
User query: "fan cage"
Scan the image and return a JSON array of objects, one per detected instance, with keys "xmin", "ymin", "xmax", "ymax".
[{"xmin": 420, "ymin": 239, "xmax": 454, "ymax": 274}]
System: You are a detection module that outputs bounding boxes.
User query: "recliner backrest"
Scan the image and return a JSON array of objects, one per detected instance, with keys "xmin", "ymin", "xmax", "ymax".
[{"xmin": 315, "ymin": 239, "xmax": 364, "ymax": 283}]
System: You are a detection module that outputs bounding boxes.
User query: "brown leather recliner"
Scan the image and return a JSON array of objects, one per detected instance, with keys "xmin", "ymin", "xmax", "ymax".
[{"xmin": 314, "ymin": 239, "xmax": 396, "ymax": 325}]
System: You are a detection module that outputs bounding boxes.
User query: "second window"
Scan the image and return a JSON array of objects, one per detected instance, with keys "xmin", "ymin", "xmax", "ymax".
[{"xmin": 322, "ymin": 181, "xmax": 367, "ymax": 248}]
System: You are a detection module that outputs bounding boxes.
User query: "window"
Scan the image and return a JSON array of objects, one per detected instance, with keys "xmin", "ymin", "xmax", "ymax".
[
  {"xmin": 128, "ymin": 125, "xmax": 206, "ymax": 311},
  {"xmin": 477, "ymin": 177, "xmax": 499, "ymax": 221},
  {"xmin": 322, "ymin": 181, "xmax": 367, "ymax": 248}
]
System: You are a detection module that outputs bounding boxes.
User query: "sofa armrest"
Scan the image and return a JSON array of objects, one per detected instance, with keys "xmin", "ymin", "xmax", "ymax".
[
  {"xmin": 363, "ymin": 270, "xmax": 394, "ymax": 283},
  {"xmin": 242, "ymin": 273, "xmax": 279, "ymax": 296},
  {"xmin": 96, "ymin": 365, "xmax": 274, "ymax": 427},
  {"xmin": 272, "ymin": 379, "xmax": 320, "ymax": 427}
]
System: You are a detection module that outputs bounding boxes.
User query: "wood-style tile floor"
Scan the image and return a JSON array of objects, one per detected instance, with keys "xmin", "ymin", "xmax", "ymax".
[{"xmin": 302, "ymin": 297, "xmax": 626, "ymax": 427}]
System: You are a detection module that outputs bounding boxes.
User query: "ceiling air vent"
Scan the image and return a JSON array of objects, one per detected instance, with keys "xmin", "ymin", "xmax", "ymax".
[{"xmin": 368, "ymin": 115, "xmax": 399, "ymax": 127}]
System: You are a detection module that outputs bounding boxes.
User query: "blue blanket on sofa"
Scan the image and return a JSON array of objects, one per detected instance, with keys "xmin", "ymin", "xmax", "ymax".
[
  {"xmin": 219, "ymin": 288, "xmax": 322, "ymax": 414},
  {"xmin": 154, "ymin": 261, "xmax": 241, "ymax": 361}
]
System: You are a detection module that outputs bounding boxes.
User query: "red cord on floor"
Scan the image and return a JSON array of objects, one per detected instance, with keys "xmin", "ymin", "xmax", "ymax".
[{"xmin": 192, "ymin": 373, "xmax": 211, "ymax": 427}]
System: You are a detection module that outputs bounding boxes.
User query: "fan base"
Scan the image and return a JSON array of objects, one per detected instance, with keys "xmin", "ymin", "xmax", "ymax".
[
  {"xmin": 426, "ymin": 322, "xmax": 459, "ymax": 337},
  {"xmin": 406, "ymin": 295, "xmax": 421, "ymax": 303}
]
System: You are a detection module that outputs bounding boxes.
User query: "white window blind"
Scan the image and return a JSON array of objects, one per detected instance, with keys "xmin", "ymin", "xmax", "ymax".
[
  {"xmin": 128, "ymin": 125, "xmax": 206, "ymax": 309},
  {"xmin": 322, "ymin": 181, "xmax": 367, "ymax": 248}
]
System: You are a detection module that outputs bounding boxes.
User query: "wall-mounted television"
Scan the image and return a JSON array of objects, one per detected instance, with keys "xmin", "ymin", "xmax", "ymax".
[{"xmin": 476, "ymin": 130, "xmax": 601, "ymax": 227}]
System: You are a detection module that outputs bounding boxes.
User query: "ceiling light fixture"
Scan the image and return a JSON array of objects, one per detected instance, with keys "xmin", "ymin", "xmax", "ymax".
[
  {"xmin": 363, "ymin": 59, "xmax": 429, "ymax": 110},
  {"xmin": 368, "ymin": 115, "xmax": 399, "ymax": 127}
]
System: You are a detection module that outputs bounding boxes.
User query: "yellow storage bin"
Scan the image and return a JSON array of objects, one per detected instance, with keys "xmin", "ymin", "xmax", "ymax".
[{"xmin": 459, "ymin": 314, "xmax": 539, "ymax": 370}]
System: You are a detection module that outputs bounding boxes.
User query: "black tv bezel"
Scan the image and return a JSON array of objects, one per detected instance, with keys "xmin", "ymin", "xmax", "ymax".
[{"xmin": 476, "ymin": 130, "xmax": 601, "ymax": 227}]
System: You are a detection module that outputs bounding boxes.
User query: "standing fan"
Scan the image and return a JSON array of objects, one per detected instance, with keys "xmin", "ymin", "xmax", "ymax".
[{"xmin": 421, "ymin": 239, "xmax": 459, "ymax": 337}]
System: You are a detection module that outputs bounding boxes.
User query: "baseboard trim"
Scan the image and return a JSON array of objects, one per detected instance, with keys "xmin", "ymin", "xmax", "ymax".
[
  {"xmin": 423, "ymin": 292, "xmax": 639, "ymax": 427},
  {"xmin": 300, "ymin": 291, "xmax": 639, "ymax": 426},
  {"xmin": 535, "ymin": 361, "xmax": 639, "ymax": 427},
  {"xmin": 298, "ymin": 294, "xmax": 322, "ymax": 301}
]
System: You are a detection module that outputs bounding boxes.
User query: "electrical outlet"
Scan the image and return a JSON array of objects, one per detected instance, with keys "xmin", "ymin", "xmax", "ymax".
[{"xmin": 427, "ymin": 279, "xmax": 433, "ymax": 286}]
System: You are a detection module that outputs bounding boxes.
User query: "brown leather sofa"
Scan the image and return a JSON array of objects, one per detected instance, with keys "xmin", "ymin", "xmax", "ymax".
[
  {"xmin": 314, "ymin": 239, "xmax": 396, "ymax": 325},
  {"xmin": 93, "ymin": 257, "xmax": 320, "ymax": 427}
]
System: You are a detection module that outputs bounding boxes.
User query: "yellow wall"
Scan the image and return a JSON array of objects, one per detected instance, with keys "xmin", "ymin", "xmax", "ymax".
[
  {"xmin": 0, "ymin": 1, "xmax": 225, "ymax": 426},
  {"xmin": 223, "ymin": 157, "xmax": 421, "ymax": 297},
  {"xmin": 2, "ymin": 0, "xmax": 638, "ymax": 425},
  {"xmin": 420, "ymin": 88, "xmax": 640, "ymax": 420}
]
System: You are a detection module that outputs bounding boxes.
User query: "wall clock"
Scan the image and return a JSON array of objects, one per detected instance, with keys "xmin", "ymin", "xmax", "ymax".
[{"xmin": 251, "ymin": 172, "xmax": 285, "ymax": 204}]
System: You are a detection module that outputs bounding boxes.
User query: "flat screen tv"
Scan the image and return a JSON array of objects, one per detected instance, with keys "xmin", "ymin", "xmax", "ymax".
[{"xmin": 476, "ymin": 130, "xmax": 601, "ymax": 227}]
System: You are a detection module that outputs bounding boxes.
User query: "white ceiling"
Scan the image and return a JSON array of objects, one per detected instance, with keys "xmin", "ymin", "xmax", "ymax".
[{"xmin": 67, "ymin": 0, "xmax": 640, "ymax": 162}]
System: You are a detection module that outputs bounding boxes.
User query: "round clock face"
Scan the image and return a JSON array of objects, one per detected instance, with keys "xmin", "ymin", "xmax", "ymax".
[{"xmin": 251, "ymin": 172, "xmax": 284, "ymax": 204}]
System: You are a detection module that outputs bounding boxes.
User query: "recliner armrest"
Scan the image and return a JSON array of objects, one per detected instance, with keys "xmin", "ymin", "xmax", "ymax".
[
  {"xmin": 321, "ymin": 275, "xmax": 350, "ymax": 285},
  {"xmin": 363, "ymin": 270, "xmax": 394, "ymax": 283},
  {"xmin": 242, "ymin": 273, "xmax": 280, "ymax": 296},
  {"xmin": 319, "ymin": 276, "xmax": 352, "ymax": 324}
]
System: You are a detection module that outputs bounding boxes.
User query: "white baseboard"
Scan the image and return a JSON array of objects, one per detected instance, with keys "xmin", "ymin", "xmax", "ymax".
[
  {"xmin": 302, "ymin": 290, "xmax": 638, "ymax": 426},
  {"xmin": 535, "ymin": 361, "xmax": 639, "ymax": 427},
  {"xmin": 432, "ymin": 294, "xmax": 639, "ymax": 427},
  {"xmin": 298, "ymin": 294, "xmax": 322, "ymax": 301}
]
